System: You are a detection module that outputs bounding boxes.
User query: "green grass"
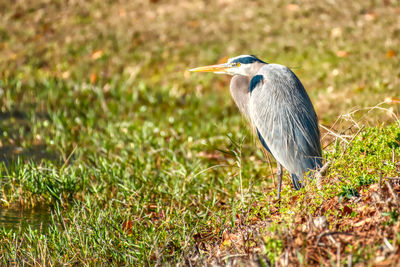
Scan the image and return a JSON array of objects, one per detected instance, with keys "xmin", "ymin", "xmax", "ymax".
[{"xmin": 0, "ymin": 0, "xmax": 399, "ymax": 265}]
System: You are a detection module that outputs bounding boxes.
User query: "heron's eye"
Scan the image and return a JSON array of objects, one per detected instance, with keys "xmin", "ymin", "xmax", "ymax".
[{"xmin": 232, "ymin": 62, "xmax": 241, "ymax": 67}]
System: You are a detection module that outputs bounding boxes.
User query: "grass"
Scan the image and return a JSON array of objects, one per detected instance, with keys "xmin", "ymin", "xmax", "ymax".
[{"xmin": 0, "ymin": 0, "xmax": 399, "ymax": 265}]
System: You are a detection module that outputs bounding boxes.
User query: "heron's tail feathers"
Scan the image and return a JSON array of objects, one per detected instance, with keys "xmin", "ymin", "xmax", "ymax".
[
  {"xmin": 291, "ymin": 157, "xmax": 324, "ymax": 190},
  {"xmin": 291, "ymin": 174, "xmax": 302, "ymax": 190}
]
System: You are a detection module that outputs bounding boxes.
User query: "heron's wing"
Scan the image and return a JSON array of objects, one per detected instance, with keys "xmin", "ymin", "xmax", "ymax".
[
  {"xmin": 256, "ymin": 128, "xmax": 271, "ymax": 153},
  {"xmin": 249, "ymin": 64, "xmax": 322, "ymax": 179}
]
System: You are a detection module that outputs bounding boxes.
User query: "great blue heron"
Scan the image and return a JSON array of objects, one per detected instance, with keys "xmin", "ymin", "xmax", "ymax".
[{"xmin": 190, "ymin": 55, "xmax": 322, "ymax": 199}]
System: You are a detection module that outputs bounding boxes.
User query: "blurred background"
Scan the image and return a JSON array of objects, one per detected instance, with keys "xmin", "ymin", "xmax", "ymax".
[
  {"xmin": 2, "ymin": 1, "xmax": 399, "ymax": 114},
  {"xmin": 1, "ymin": 0, "xmax": 399, "ymax": 159}
]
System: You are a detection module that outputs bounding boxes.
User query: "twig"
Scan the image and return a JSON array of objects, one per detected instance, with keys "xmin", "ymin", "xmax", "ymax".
[
  {"xmin": 315, "ymin": 231, "xmax": 354, "ymax": 246},
  {"xmin": 315, "ymin": 161, "xmax": 332, "ymax": 190},
  {"xmin": 347, "ymin": 254, "xmax": 352, "ymax": 267},
  {"xmin": 308, "ymin": 214, "xmax": 314, "ymax": 233},
  {"xmin": 379, "ymin": 172, "xmax": 382, "ymax": 197},
  {"xmin": 321, "ymin": 123, "xmax": 356, "ymax": 149},
  {"xmin": 61, "ymin": 145, "xmax": 78, "ymax": 169},
  {"xmin": 284, "ymin": 249, "xmax": 289, "ymax": 266},
  {"xmin": 387, "ymin": 177, "xmax": 400, "ymax": 186},
  {"xmin": 385, "ymin": 181, "xmax": 399, "ymax": 207},
  {"xmin": 320, "ymin": 124, "xmax": 350, "ymax": 144},
  {"xmin": 192, "ymin": 164, "xmax": 230, "ymax": 179},
  {"xmin": 384, "ymin": 238, "xmax": 395, "ymax": 252},
  {"xmin": 319, "ymin": 161, "xmax": 332, "ymax": 177},
  {"xmin": 220, "ymin": 254, "xmax": 248, "ymax": 261},
  {"xmin": 323, "ymin": 100, "xmax": 399, "ymax": 151},
  {"xmin": 340, "ymin": 126, "xmax": 365, "ymax": 158},
  {"xmin": 392, "ymin": 147, "xmax": 395, "ymax": 163},
  {"xmin": 344, "ymin": 101, "xmax": 399, "ymax": 123},
  {"xmin": 328, "ymin": 235, "xmax": 338, "ymax": 246},
  {"xmin": 336, "ymin": 242, "xmax": 341, "ymax": 267}
]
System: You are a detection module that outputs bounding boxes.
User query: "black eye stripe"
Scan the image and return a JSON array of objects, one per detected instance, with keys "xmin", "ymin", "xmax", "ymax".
[{"xmin": 231, "ymin": 56, "xmax": 266, "ymax": 64}]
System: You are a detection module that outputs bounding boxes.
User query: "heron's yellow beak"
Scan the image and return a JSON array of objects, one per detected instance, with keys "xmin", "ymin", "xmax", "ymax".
[{"xmin": 189, "ymin": 63, "xmax": 230, "ymax": 73}]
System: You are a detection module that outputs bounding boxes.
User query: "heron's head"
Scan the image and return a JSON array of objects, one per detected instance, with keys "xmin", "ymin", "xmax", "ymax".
[{"xmin": 189, "ymin": 55, "xmax": 267, "ymax": 76}]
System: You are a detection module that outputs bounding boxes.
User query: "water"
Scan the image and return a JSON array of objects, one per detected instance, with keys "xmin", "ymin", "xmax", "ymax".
[
  {"xmin": 0, "ymin": 206, "xmax": 52, "ymax": 231},
  {"xmin": 0, "ymin": 112, "xmax": 58, "ymax": 232}
]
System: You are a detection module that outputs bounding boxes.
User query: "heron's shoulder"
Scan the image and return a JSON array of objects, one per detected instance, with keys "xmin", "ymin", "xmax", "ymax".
[
  {"xmin": 257, "ymin": 64, "xmax": 299, "ymax": 85},
  {"xmin": 258, "ymin": 63, "xmax": 292, "ymax": 75}
]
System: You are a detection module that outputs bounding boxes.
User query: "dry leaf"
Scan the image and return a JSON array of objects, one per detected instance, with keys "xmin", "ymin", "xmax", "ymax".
[
  {"xmin": 341, "ymin": 205, "xmax": 352, "ymax": 216},
  {"xmin": 386, "ymin": 49, "xmax": 396, "ymax": 58},
  {"xmin": 286, "ymin": 4, "xmax": 300, "ymax": 12},
  {"xmin": 122, "ymin": 220, "xmax": 133, "ymax": 232},
  {"xmin": 354, "ymin": 217, "xmax": 372, "ymax": 227},
  {"xmin": 294, "ymin": 236, "xmax": 303, "ymax": 247},
  {"xmin": 197, "ymin": 151, "xmax": 221, "ymax": 160},
  {"xmin": 314, "ymin": 216, "xmax": 328, "ymax": 229},
  {"xmin": 148, "ymin": 204, "xmax": 157, "ymax": 210},
  {"xmin": 188, "ymin": 20, "xmax": 200, "ymax": 28},
  {"xmin": 10, "ymin": 53, "xmax": 17, "ymax": 60},
  {"xmin": 369, "ymin": 184, "xmax": 379, "ymax": 191},
  {"xmin": 91, "ymin": 50, "xmax": 103, "ymax": 60},
  {"xmin": 330, "ymin": 27, "xmax": 342, "ymax": 38},
  {"xmin": 228, "ymin": 233, "xmax": 240, "ymax": 242},
  {"xmin": 90, "ymin": 73, "xmax": 97, "ymax": 84},
  {"xmin": 364, "ymin": 12, "xmax": 376, "ymax": 21},
  {"xmin": 62, "ymin": 71, "xmax": 70, "ymax": 79},
  {"xmin": 336, "ymin": 50, "xmax": 348, "ymax": 57},
  {"xmin": 119, "ymin": 9, "xmax": 126, "ymax": 17}
]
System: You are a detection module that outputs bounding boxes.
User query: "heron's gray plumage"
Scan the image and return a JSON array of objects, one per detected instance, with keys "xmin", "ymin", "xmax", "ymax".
[{"xmin": 248, "ymin": 64, "xmax": 322, "ymax": 185}]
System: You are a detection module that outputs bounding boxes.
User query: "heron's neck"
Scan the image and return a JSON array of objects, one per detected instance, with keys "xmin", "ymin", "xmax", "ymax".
[
  {"xmin": 249, "ymin": 62, "xmax": 266, "ymax": 76},
  {"xmin": 230, "ymin": 75, "xmax": 251, "ymax": 120}
]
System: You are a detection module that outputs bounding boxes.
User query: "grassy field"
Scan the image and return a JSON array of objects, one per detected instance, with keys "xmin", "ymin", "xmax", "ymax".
[{"xmin": 0, "ymin": 0, "xmax": 399, "ymax": 265}]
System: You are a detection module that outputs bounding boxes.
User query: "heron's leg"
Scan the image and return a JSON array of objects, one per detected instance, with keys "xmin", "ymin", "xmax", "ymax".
[{"xmin": 277, "ymin": 163, "xmax": 283, "ymax": 200}]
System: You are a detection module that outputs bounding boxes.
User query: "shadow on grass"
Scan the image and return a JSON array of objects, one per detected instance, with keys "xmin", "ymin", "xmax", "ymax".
[
  {"xmin": 0, "ymin": 110, "xmax": 61, "ymax": 165},
  {"xmin": 0, "ymin": 144, "xmax": 60, "ymax": 165}
]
